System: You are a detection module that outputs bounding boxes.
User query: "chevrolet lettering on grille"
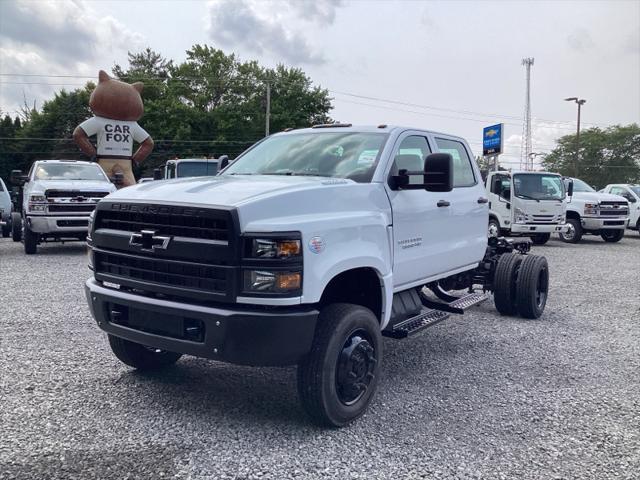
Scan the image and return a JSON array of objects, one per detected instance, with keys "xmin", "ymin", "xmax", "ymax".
[{"xmin": 129, "ymin": 229, "xmax": 171, "ymax": 252}]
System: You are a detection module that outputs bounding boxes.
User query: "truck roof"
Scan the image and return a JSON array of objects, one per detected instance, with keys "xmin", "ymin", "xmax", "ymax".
[
  {"xmin": 274, "ymin": 125, "xmax": 468, "ymax": 143},
  {"xmin": 495, "ymin": 170, "xmax": 561, "ymax": 176},
  {"xmin": 33, "ymin": 159, "xmax": 96, "ymax": 165},
  {"xmin": 167, "ymin": 158, "xmax": 219, "ymax": 163}
]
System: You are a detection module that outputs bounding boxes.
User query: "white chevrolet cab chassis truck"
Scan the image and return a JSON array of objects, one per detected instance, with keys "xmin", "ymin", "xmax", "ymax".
[
  {"xmin": 11, "ymin": 160, "xmax": 116, "ymax": 254},
  {"xmin": 601, "ymin": 184, "xmax": 640, "ymax": 235},
  {"xmin": 486, "ymin": 170, "xmax": 570, "ymax": 245},
  {"xmin": 85, "ymin": 125, "xmax": 550, "ymax": 427},
  {"xmin": 559, "ymin": 178, "xmax": 629, "ymax": 243}
]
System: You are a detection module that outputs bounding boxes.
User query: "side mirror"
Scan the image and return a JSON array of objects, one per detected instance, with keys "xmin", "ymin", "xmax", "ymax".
[
  {"xmin": 626, "ymin": 195, "xmax": 636, "ymax": 203},
  {"xmin": 153, "ymin": 168, "xmax": 163, "ymax": 180},
  {"xmin": 567, "ymin": 180, "xmax": 574, "ymax": 197},
  {"xmin": 423, "ymin": 153, "xmax": 453, "ymax": 192},
  {"xmin": 10, "ymin": 170, "xmax": 27, "ymax": 186},
  {"xmin": 219, "ymin": 155, "xmax": 230, "ymax": 170}
]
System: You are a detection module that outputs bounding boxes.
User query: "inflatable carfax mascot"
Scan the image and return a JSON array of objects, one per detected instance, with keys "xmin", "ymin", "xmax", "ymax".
[{"xmin": 73, "ymin": 70, "xmax": 154, "ymax": 188}]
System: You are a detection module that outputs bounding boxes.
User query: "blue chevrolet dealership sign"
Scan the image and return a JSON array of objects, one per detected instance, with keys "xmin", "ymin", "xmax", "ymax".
[{"xmin": 483, "ymin": 123, "xmax": 504, "ymax": 156}]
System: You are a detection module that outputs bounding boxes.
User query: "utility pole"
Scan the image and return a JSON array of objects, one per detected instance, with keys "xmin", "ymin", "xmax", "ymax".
[
  {"xmin": 520, "ymin": 57, "xmax": 534, "ymax": 171},
  {"xmin": 265, "ymin": 81, "xmax": 271, "ymax": 137},
  {"xmin": 564, "ymin": 97, "xmax": 586, "ymax": 177}
]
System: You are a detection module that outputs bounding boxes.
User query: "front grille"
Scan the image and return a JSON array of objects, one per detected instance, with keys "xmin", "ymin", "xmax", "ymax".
[
  {"xmin": 95, "ymin": 250, "xmax": 231, "ymax": 299},
  {"xmin": 599, "ymin": 202, "xmax": 628, "ymax": 217},
  {"xmin": 600, "ymin": 210, "xmax": 628, "ymax": 216},
  {"xmin": 46, "ymin": 190, "xmax": 110, "ymax": 198},
  {"xmin": 57, "ymin": 219, "xmax": 89, "ymax": 227},
  {"xmin": 530, "ymin": 214, "xmax": 555, "ymax": 223},
  {"xmin": 97, "ymin": 205, "xmax": 228, "ymax": 241},
  {"xmin": 92, "ymin": 202, "xmax": 239, "ymax": 303},
  {"xmin": 49, "ymin": 204, "xmax": 97, "ymax": 213}
]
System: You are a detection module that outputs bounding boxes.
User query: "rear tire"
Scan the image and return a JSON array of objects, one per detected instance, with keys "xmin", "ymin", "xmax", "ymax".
[
  {"xmin": 559, "ymin": 218, "xmax": 582, "ymax": 243},
  {"xmin": 297, "ymin": 303, "xmax": 382, "ymax": 427},
  {"xmin": 23, "ymin": 224, "xmax": 38, "ymax": 254},
  {"xmin": 516, "ymin": 255, "xmax": 549, "ymax": 319},
  {"xmin": 600, "ymin": 229, "xmax": 624, "ymax": 243},
  {"xmin": 11, "ymin": 213, "xmax": 22, "ymax": 242},
  {"xmin": 108, "ymin": 335, "xmax": 182, "ymax": 370},
  {"xmin": 531, "ymin": 233, "xmax": 550, "ymax": 245},
  {"xmin": 493, "ymin": 253, "xmax": 523, "ymax": 316}
]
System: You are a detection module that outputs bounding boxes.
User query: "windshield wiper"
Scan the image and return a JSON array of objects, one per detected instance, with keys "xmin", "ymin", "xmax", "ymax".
[
  {"xmin": 516, "ymin": 193, "xmax": 540, "ymax": 202},
  {"xmin": 261, "ymin": 171, "xmax": 331, "ymax": 177}
]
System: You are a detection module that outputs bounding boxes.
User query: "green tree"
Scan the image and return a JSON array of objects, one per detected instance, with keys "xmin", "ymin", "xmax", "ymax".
[{"xmin": 542, "ymin": 124, "xmax": 640, "ymax": 188}]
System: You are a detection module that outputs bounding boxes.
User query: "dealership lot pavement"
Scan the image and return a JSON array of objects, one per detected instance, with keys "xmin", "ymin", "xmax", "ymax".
[{"xmin": 1, "ymin": 234, "xmax": 639, "ymax": 480}]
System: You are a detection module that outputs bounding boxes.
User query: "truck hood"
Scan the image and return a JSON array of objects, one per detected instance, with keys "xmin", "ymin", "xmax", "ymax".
[
  {"xmin": 29, "ymin": 179, "xmax": 116, "ymax": 193},
  {"xmin": 570, "ymin": 191, "xmax": 627, "ymax": 203},
  {"xmin": 107, "ymin": 175, "xmax": 352, "ymax": 207}
]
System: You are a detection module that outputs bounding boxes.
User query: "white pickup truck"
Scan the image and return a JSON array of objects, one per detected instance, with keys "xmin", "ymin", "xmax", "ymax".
[
  {"xmin": 559, "ymin": 177, "xmax": 629, "ymax": 243},
  {"xmin": 11, "ymin": 160, "xmax": 116, "ymax": 254},
  {"xmin": 600, "ymin": 184, "xmax": 640, "ymax": 235},
  {"xmin": 85, "ymin": 125, "xmax": 551, "ymax": 427},
  {"xmin": 486, "ymin": 170, "xmax": 569, "ymax": 245},
  {"xmin": 0, "ymin": 177, "xmax": 12, "ymax": 237}
]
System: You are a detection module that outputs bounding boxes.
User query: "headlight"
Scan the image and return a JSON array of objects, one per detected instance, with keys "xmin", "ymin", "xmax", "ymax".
[
  {"xmin": 584, "ymin": 202, "xmax": 599, "ymax": 215},
  {"xmin": 243, "ymin": 270, "xmax": 302, "ymax": 294},
  {"xmin": 249, "ymin": 238, "xmax": 301, "ymax": 258},
  {"xmin": 87, "ymin": 210, "xmax": 96, "ymax": 235},
  {"xmin": 514, "ymin": 207, "xmax": 527, "ymax": 224},
  {"xmin": 29, "ymin": 194, "xmax": 46, "ymax": 202},
  {"xmin": 87, "ymin": 248, "xmax": 95, "ymax": 271}
]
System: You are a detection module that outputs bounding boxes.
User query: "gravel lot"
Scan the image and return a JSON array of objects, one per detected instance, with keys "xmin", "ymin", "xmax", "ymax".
[{"xmin": 1, "ymin": 233, "xmax": 639, "ymax": 480}]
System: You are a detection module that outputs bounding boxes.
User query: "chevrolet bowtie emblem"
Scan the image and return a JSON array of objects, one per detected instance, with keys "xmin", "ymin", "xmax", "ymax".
[{"xmin": 129, "ymin": 229, "xmax": 170, "ymax": 252}]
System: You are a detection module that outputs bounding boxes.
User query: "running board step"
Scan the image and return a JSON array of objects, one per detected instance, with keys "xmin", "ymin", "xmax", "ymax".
[
  {"xmin": 420, "ymin": 291, "xmax": 490, "ymax": 314},
  {"xmin": 383, "ymin": 309, "xmax": 450, "ymax": 339}
]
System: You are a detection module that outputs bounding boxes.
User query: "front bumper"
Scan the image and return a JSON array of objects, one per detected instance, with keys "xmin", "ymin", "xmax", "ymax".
[
  {"xmin": 26, "ymin": 214, "xmax": 90, "ymax": 233},
  {"xmin": 582, "ymin": 216, "xmax": 629, "ymax": 231},
  {"xmin": 511, "ymin": 223, "xmax": 569, "ymax": 234},
  {"xmin": 85, "ymin": 278, "xmax": 318, "ymax": 366}
]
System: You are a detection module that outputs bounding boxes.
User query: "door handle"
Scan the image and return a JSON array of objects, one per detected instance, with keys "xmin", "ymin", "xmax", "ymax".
[
  {"xmin": 437, "ymin": 200, "xmax": 450, "ymax": 207},
  {"xmin": 477, "ymin": 197, "xmax": 489, "ymax": 204}
]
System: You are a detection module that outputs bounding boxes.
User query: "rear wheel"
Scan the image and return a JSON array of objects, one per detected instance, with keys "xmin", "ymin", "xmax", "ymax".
[
  {"xmin": 559, "ymin": 218, "xmax": 582, "ymax": 243},
  {"xmin": 488, "ymin": 218, "xmax": 501, "ymax": 238},
  {"xmin": 11, "ymin": 213, "xmax": 22, "ymax": 242},
  {"xmin": 600, "ymin": 229, "xmax": 624, "ymax": 243},
  {"xmin": 516, "ymin": 255, "xmax": 549, "ymax": 319},
  {"xmin": 108, "ymin": 335, "xmax": 182, "ymax": 370},
  {"xmin": 531, "ymin": 233, "xmax": 550, "ymax": 245},
  {"xmin": 493, "ymin": 253, "xmax": 523, "ymax": 316},
  {"xmin": 297, "ymin": 303, "xmax": 382, "ymax": 427},
  {"xmin": 23, "ymin": 224, "xmax": 38, "ymax": 254}
]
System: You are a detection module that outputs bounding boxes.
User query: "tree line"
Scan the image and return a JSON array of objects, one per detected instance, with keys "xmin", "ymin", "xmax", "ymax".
[{"xmin": 0, "ymin": 45, "xmax": 333, "ymax": 181}]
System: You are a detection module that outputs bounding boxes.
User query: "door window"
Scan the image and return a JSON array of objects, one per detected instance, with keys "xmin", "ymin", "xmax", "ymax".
[
  {"xmin": 391, "ymin": 135, "xmax": 431, "ymax": 185},
  {"xmin": 435, "ymin": 138, "xmax": 476, "ymax": 187}
]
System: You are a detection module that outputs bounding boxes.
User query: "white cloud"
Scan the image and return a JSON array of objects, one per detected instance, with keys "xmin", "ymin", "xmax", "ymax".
[
  {"xmin": 0, "ymin": 0, "xmax": 145, "ymax": 112},
  {"xmin": 567, "ymin": 28, "xmax": 595, "ymax": 52},
  {"xmin": 205, "ymin": 0, "xmax": 343, "ymax": 65}
]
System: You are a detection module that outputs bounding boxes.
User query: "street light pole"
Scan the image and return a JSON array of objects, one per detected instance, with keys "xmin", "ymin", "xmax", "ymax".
[{"xmin": 564, "ymin": 97, "xmax": 586, "ymax": 177}]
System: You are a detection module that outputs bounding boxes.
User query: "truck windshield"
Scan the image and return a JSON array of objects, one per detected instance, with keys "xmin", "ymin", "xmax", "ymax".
[
  {"xmin": 177, "ymin": 161, "xmax": 219, "ymax": 178},
  {"xmin": 222, "ymin": 132, "xmax": 388, "ymax": 183},
  {"xmin": 630, "ymin": 186, "xmax": 640, "ymax": 196},
  {"xmin": 513, "ymin": 174, "xmax": 565, "ymax": 200},
  {"xmin": 568, "ymin": 178, "xmax": 595, "ymax": 193},
  {"xmin": 34, "ymin": 163, "xmax": 107, "ymax": 181}
]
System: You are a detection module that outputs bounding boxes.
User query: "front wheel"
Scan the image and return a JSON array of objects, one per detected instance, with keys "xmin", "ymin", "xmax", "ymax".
[
  {"xmin": 488, "ymin": 218, "xmax": 501, "ymax": 238},
  {"xmin": 11, "ymin": 213, "xmax": 22, "ymax": 242},
  {"xmin": 531, "ymin": 233, "xmax": 551, "ymax": 245},
  {"xmin": 600, "ymin": 229, "xmax": 624, "ymax": 243},
  {"xmin": 559, "ymin": 218, "xmax": 582, "ymax": 243},
  {"xmin": 23, "ymin": 224, "xmax": 38, "ymax": 254},
  {"xmin": 108, "ymin": 335, "xmax": 182, "ymax": 370},
  {"xmin": 297, "ymin": 303, "xmax": 382, "ymax": 427}
]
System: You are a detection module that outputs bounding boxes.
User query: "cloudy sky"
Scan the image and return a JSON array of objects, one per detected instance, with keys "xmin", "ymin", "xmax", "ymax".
[{"xmin": 1, "ymin": 0, "xmax": 638, "ymax": 166}]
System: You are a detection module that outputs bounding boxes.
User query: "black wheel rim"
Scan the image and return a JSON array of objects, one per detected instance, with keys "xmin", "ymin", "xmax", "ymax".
[
  {"xmin": 536, "ymin": 266, "xmax": 549, "ymax": 308},
  {"xmin": 335, "ymin": 329, "xmax": 377, "ymax": 406}
]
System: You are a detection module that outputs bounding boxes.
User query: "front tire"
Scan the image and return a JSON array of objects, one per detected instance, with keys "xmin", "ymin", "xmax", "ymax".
[
  {"xmin": 23, "ymin": 224, "xmax": 38, "ymax": 254},
  {"xmin": 297, "ymin": 303, "xmax": 382, "ymax": 427},
  {"xmin": 108, "ymin": 335, "xmax": 182, "ymax": 370},
  {"xmin": 559, "ymin": 218, "xmax": 582, "ymax": 243},
  {"xmin": 488, "ymin": 218, "xmax": 501, "ymax": 238},
  {"xmin": 516, "ymin": 255, "xmax": 549, "ymax": 319},
  {"xmin": 531, "ymin": 233, "xmax": 550, "ymax": 245},
  {"xmin": 600, "ymin": 229, "xmax": 624, "ymax": 243},
  {"xmin": 11, "ymin": 213, "xmax": 22, "ymax": 242}
]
